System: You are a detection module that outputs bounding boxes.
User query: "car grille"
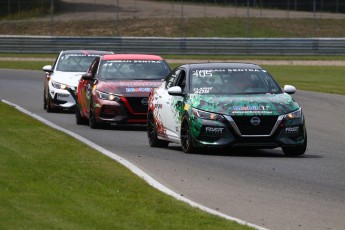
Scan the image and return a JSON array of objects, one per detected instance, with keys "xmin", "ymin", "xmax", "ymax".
[
  {"xmin": 125, "ymin": 97, "xmax": 148, "ymax": 113},
  {"xmin": 231, "ymin": 115, "xmax": 279, "ymax": 136}
]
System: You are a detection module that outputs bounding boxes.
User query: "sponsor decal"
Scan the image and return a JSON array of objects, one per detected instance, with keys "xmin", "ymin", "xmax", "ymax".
[
  {"xmin": 120, "ymin": 82, "xmax": 159, "ymax": 87},
  {"xmin": 285, "ymin": 126, "xmax": 299, "ymax": 133},
  {"xmin": 233, "ymin": 105, "xmax": 270, "ymax": 111},
  {"xmin": 60, "ymin": 54, "xmax": 100, "ymax": 60},
  {"xmin": 231, "ymin": 105, "xmax": 273, "ymax": 115},
  {"xmin": 231, "ymin": 110, "xmax": 273, "ymax": 114},
  {"xmin": 205, "ymin": 127, "xmax": 224, "ymax": 135},
  {"xmin": 57, "ymin": 93, "xmax": 69, "ymax": 100},
  {"xmin": 227, "ymin": 68, "xmax": 260, "ymax": 72},
  {"xmin": 154, "ymin": 104, "xmax": 162, "ymax": 109},
  {"xmin": 126, "ymin": 87, "xmax": 152, "ymax": 92},
  {"xmin": 105, "ymin": 60, "xmax": 162, "ymax": 64},
  {"xmin": 193, "ymin": 87, "xmax": 213, "ymax": 94}
]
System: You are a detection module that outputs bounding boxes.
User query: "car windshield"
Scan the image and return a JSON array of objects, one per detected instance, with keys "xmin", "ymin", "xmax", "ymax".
[
  {"xmin": 56, "ymin": 54, "xmax": 99, "ymax": 72},
  {"xmin": 190, "ymin": 68, "xmax": 283, "ymax": 95},
  {"xmin": 98, "ymin": 60, "xmax": 170, "ymax": 80}
]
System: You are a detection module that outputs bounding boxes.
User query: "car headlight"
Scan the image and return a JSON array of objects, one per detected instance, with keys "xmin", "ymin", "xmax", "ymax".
[
  {"xmin": 51, "ymin": 80, "xmax": 68, "ymax": 90},
  {"xmin": 285, "ymin": 108, "xmax": 302, "ymax": 120},
  {"xmin": 96, "ymin": 90, "xmax": 121, "ymax": 102},
  {"xmin": 192, "ymin": 108, "xmax": 224, "ymax": 121}
]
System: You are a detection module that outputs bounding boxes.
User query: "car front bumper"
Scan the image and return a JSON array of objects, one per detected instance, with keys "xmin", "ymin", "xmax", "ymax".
[
  {"xmin": 48, "ymin": 86, "xmax": 77, "ymax": 109},
  {"xmin": 93, "ymin": 96, "xmax": 149, "ymax": 124},
  {"xmin": 190, "ymin": 114, "xmax": 306, "ymax": 149}
]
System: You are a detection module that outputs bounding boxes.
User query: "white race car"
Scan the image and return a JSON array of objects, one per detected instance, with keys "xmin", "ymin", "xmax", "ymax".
[{"xmin": 43, "ymin": 50, "xmax": 113, "ymax": 112}]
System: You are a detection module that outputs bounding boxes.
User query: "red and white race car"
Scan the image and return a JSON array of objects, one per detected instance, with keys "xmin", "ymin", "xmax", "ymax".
[{"xmin": 76, "ymin": 54, "xmax": 171, "ymax": 128}]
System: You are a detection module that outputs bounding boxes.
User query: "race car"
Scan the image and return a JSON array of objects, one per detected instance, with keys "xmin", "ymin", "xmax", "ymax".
[
  {"xmin": 76, "ymin": 54, "xmax": 171, "ymax": 128},
  {"xmin": 43, "ymin": 50, "xmax": 113, "ymax": 112},
  {"xmin": 147, "ymin": 62, "xmax": 307, "ymax": 156}
]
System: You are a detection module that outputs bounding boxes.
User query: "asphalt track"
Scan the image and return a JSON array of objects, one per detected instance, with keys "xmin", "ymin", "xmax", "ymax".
[{"xmin": 1, "ymin": 69, "xmax": 345, "ymax": 230}]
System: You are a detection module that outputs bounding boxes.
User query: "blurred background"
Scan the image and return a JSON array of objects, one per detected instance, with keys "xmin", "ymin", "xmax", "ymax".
[{"xmin": 0, "ymin": 0, "xmax": 345, "ymax": 37}]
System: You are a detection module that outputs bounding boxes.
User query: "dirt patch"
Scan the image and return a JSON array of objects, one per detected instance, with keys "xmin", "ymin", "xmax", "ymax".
[{"xmin": 54, "ymin": 0, "xmax": 345, "ymax": 21}]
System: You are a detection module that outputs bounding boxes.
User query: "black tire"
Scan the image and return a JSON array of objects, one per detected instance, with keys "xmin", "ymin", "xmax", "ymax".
[
  {"xmin": 75, "ymin": 105, "xmax": 88, "ymax": 125},
  {"xmin": 180, "ymin": 119, "xmax": 196, "ymax": 153},
  {"xmin": 282, "ymin": 132, "xmax": 307, "ymax": 156},
  {"xmin": 89, "ymin": 106, "xmax": 101, "ymax": 129},
  {"xmin": 43, "ymin": 93, "xmax": 47, "ymax": 110},
  {"xmin": 147, "ymin": 112, "xmax": 169, "ymax": 147},
  {"xmin": 46, "ymin": 96, "xmax": 54, "ymax": 113}
]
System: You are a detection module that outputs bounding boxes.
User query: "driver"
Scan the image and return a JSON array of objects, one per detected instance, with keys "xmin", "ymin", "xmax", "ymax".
[{"xmin": 225, "ymin": 72, "xmax": 252, "ymax": 93}]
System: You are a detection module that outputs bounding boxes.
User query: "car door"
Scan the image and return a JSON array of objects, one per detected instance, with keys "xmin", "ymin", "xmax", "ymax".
[
  {"xmin": 78, "ymin": 57, "xmax": 100, "ymax": 118},
  {"xmin": 156, "ymin": 68, "xmax": 187, "ymax": 142}
]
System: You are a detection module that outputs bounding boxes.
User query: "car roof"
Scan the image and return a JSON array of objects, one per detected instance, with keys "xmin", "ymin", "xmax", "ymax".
[
  {"xmin": 60, "ymin": 50, "xmax": 114, "ymax": 55},
  {"xmin": 101, "ymin": 54, "xmax": 164, "ymax": 61},
  {"xmin": 181, "ymin": 62, "xmax": 263, "ymax": 70}
]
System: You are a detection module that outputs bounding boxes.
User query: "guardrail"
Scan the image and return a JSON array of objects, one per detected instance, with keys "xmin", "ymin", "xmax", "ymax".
[{"xmin": 1, "ymin": 36, "xmax": 345, "ymax": 55}]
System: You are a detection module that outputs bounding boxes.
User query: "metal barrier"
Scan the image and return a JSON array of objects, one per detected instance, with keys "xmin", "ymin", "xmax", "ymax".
[{"xmin": 1, "ymin": 35, "xmax": 345, "ymax": 55}]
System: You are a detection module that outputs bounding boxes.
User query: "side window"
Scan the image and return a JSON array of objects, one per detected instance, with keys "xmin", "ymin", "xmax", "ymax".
[
  {"xmin": 175, "ymin": 70, "xmax": 187, "ymax": 93},
  {"xmin": 165, "ymin": 68, "xmax": 181, "ymax": 89},
  {"xmin": 88, "ymin": 57, "xmax": 100, "ymax": 77}
]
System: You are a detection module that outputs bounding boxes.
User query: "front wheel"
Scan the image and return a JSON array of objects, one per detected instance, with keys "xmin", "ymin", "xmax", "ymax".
[
  {"xmin": 282, "ymin": 132, "xmax": 307, "ymax": 156},
  {"xmin": 147, "ymin": 112, "xmax": 169, "ymax": 148},
  {"xmin": 89, "ymin": 106, "xmax": 101, "ymax": 129},
  {"xmin": 46, "ymin": 96, "xmax": 54, "ymax": 113},
  {"xmin": 75, "ymin": 105, "xmax": 88, "ymax": 125},
  {"xmin": 43, "ymin": 93, "xmax": 47, "ymax": 110},
  {"xmin": 180, "ymin": 119, "xmax": 196, "ymax": 153}
]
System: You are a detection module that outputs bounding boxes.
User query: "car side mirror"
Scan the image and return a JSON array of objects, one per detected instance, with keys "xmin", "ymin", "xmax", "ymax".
[
  {"xmin": 168, "ymin": 86, "xmax": 183, "ymax": 96},
  {"xmin": 82, "ymin": 72, "xmax": 94, "ymax": 80},
  {"xmin": 42, "ymin": 65, "xmax": 53, "ymax": 73},
  {"xmin": 283, "ymin": 85, "xmax": 296, "ymax": 94}
]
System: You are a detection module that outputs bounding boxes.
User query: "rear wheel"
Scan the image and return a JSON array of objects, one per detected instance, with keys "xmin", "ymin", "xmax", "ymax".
[
  {"xmin": 282, "ymin": 132, "xmax": 307, "ymax": 156},
  {"xmin": 181, "ymin": 119, "xmax": 195, "ymax": 153},
  {"xmin": 147, "ymin": 112, "xmax": 169, "ymax": 147}
]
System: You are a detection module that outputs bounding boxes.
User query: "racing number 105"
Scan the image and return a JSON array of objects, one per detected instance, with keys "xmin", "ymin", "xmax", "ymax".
[{"xmin": 192, "ymin": 70, "xmax": 213, "ymax": 78}]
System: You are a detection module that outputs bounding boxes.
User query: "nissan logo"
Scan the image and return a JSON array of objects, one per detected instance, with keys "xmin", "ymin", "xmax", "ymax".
[
  {"xmin": 141, "ymin": 98, "xmax": 149, "ymax": 106},
  {"xmin": 250, "ymin": 117, "xmax": 261, "ymax": 126}
]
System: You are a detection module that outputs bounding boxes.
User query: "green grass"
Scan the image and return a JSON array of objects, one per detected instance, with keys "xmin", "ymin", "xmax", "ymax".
[
  {"xmin": 0, "ymin": 61, "xmax": 50, "ymax": 70},
  {"xmin": 167, "ymin": 63, "xmax": 345, "ymax": 96},
  {"xmin": 263, "ymin": 65, "xmax": 345, "ymax": 95},
  {"xmin": 0, "ymin": 102, "xmax": 253, "ymax": 230},
  {"xmin": 1, "ymin": 59, "xmax": 345, "ymax": 95}
]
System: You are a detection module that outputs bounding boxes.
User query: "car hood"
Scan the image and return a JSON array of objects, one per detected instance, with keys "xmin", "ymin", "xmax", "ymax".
[
  {"xmin": 188, "ymin": 93, "xmax": 300, "ymax": 116},
  {"xmin": 51, "ymin": 71, "xmax": 84, "ymax": 87},
  {"xmin": 96, "ymin": 80, "xmax": 163, "ymax": 96}
]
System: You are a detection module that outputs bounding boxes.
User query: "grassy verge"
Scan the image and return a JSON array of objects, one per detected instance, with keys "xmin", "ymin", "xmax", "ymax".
[
  {"xmin": 167, "ymin": 63, "xmax": 345, "ymax": 96},
  {"xmin": 0, "ymin": 102, "xmax": 253, "ymax": 230},
  {"xmin": 263, "ymin": 65, "xmax": 345, "ymax": 95},
  {"xmin": 0, "ymin": 61, "xmax": 50, "ymax": 70}
]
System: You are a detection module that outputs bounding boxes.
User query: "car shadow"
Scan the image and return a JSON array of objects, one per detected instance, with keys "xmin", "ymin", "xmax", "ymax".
[
  {"xmin": 167, "ymin": 145, "xmax": 321, "ymax": 158},
  {"xmin": 106, "ymin": 124, "xmax": 147, "ymax": 132}
]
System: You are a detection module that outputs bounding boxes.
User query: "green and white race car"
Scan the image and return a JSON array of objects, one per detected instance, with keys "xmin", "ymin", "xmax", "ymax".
[{"xmin": 147, "ymin": 62, "xmax": 307, "ymax": 156}]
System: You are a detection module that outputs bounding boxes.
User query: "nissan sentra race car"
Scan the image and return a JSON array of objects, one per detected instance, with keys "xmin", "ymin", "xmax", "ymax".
[
  {"xmin": 43, "ymin": 50, "xmax": 113, "ymax": 112},
  {"xmin": 76, "ymin": 54, "xmax": 171, "ymax": 128},
  {"xmin": 147, "ymin": 62, "xmax": 307, "ymax": 156}
]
